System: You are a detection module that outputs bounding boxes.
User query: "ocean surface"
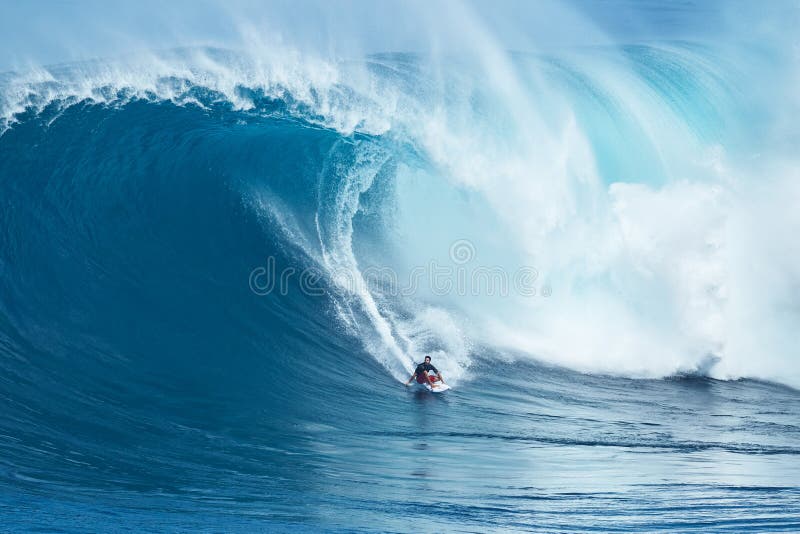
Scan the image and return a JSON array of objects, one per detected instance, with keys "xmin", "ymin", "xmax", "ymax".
[{"xmin": 1, "ymin": 2, "xmax": 800, "ymax": 531}]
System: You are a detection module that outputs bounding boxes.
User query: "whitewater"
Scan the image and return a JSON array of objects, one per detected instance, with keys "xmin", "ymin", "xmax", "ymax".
[{"xmin": 1, "ymin": 0, "xmax": 799, "ymax": 531}]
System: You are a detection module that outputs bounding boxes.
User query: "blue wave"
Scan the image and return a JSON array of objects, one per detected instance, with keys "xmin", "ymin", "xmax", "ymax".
[{"xmin": 1, "ymin": 44, "xmax": 800, "ymax": 531}]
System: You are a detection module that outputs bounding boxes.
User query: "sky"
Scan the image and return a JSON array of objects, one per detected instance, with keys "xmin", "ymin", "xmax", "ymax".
[{"xmin": 0, "ymin": 0, "xmax": 792, "ymax": 71}]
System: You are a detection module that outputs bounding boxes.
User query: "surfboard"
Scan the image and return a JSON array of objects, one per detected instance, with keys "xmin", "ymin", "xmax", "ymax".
[{"xmin": 424, "ymin": 381, "xmax": 451, "ymax": 393}]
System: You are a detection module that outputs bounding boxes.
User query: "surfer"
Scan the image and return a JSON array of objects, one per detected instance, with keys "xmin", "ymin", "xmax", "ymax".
[{"xmin": 404, "ymin": 355, "xmax": 445, "ymax": 387}]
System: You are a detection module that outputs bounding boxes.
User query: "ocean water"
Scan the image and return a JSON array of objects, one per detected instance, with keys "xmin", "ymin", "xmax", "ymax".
[{"xmin": 2, "ymin": 2, "xmax": 800, "ymax": 531}]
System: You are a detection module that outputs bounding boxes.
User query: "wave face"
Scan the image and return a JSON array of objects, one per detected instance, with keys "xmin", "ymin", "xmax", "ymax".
[{"xmin": 1, "ymin": 28, "xmax": 800, "ymax": 532}]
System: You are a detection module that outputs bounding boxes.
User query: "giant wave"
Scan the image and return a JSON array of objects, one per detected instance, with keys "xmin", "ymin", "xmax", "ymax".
[
  {"xmin": 4, "ymin": 41, "xmax": 797, "ymax": 387},
  {"xmin": 1, "ymin": 19, "xmax": 800, "ymax": 530}
]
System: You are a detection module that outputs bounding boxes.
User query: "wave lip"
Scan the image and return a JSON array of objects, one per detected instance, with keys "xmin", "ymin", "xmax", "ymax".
[{"xmin": 0, "ymin": 47, "xmax": 397, "ymax": 136}]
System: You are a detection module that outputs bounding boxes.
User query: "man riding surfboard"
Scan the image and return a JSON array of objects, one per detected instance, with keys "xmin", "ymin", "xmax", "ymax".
[{"xmin": 404, "ymin": 355, "xmax": 446, "ymax": 388}]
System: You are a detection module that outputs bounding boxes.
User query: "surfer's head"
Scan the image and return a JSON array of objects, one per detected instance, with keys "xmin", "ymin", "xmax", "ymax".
[{"xmin": 424, "ymin": 355, "xmax": 431, "ymax": 363}]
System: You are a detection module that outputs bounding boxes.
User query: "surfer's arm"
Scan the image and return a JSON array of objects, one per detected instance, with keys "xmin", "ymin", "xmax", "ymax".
[{"xmin": 404, "ymin": 373, "xmax": 416, "ymax": 386}]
